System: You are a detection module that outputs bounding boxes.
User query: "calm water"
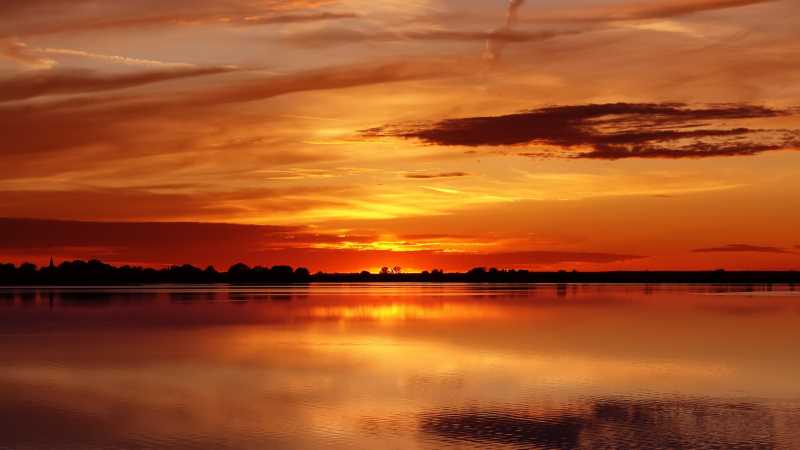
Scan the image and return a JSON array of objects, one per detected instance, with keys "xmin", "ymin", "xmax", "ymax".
[{"xmin": 1, "ymin": 284, "xmax": 799, "ymax": 450}]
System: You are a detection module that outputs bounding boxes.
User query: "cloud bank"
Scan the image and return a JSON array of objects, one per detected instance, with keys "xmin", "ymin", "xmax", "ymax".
[
  {"xmin": 0, "ymin": 218, "xmax": 644, "ymax": 271},
  {"xmin": 364, "ymin": 103, "xmax": 800, "ymax": 160}
]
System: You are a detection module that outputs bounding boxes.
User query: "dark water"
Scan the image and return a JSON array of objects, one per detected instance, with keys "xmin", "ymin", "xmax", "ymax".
[{"xmin": 1, "ymin": 284, "xmax": 799, "ymax": 450}]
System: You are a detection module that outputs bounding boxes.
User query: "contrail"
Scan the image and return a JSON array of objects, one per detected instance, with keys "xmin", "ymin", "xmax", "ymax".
[
  {"xmin": 507, "ymin": 0, "xmax": 526, "ymax": 26},
  {"xmin": 485, "ymin": 0, "xmax": 527, "ymax": 62}
]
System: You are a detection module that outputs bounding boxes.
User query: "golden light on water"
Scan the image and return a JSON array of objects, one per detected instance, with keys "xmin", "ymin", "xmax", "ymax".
[{"xmin": 307, "ymin": 303, "xmax": 508, "ymax": 322}]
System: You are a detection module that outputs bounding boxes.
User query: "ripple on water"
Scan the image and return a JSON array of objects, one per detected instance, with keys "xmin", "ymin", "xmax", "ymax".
[{"xmin": 418, "ymin": 396, "xmax": 796, "ymax": 450}]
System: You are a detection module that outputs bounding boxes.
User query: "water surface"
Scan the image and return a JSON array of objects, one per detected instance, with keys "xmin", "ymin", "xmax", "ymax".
[{"xmin": 1, "ymin": 284, "xmax": 799, "ymax": 450}]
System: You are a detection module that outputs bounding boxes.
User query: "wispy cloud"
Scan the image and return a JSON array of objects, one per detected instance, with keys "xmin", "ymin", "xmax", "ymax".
[
  {"xmin": 404, "ymin": 172, "xmax": 470, "ymax": 179},
  {"xmin": 1, "ymin": 1, "xmax": 357, "ymax": 36},
  {"xmin": 692, "ymin": 244, "xmax": 793, "ymax": 254},
  {"xmin": 0, "ymin": 187, "xmax": 352, "ymax": 222},
  {"xmin": 242, "ymin": 11, "xmax": 359, "ymax": 25},
  {"xmin": 37, "ymin": 47, "xmax": 197, "ymax": 67},
  {"xmin": 0, "ymin": 58, "xmax": 469, "ymax": 155},
  {"xmin": 0, "ymin": 67, "xmax": 238, "ymax": 102},
  {"xmin": 284, "ymin": 28, "xmax": 574, "ymax": 47},
  {"xmin": 2, "ymin": 39, "xmax": 205, "ymax": 70},
  {"xmin": 0, "ymin": 38, "xmax": 55, "ymax": 69},
  {"xmin": 524, "ymin": 0, "xmax": 775, "ymax": 23}
]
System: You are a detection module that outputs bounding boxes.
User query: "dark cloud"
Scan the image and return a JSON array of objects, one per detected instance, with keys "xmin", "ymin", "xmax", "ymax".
[
  {"xmin": 364, "ymin": 103, "xmax": 800, "ymax": 160},
  {"xmin": 0, "ymin": 218, "xmax": 382, "ymax": 253},
  {"xmin": 692, "ymin": 244, "xmax": 793, "ymax": 254},
  {"xmin": 0, "ymin": 218, "xmax": 642, "ymax": 270},
  {"xmin": 0, "ymin": 67, "xmax": 237, "ymax": 103},
  {"xmin": 311, "ymin": 249, "xmax": 645, "ymax": 270},
  {"xmin": 0, "ymin": 218, "xmax": 295, "ymax": 251},
  {"xmin": 456, "ymin": 251, "xmax": 644, "ymax": 265},
  {"xmin": 404, "ymin": 172, "xmax": 470, "ymax": 179},
  {"xmin": 0, "ymin": 217, "xmax": 372, "ymax": 267}
]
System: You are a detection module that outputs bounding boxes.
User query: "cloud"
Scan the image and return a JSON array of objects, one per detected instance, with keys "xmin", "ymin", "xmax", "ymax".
[
  {"xmin": 526, "ymin": 0, "xmax": 775, "ymax": 23},
  {"xmin": 0, "ymin": 67, "xmax": 236, "ymax": 102},
  {"xmin": 364, "ymin": 103, "xmax": 800, "ymax": 160},
  {"xmin": 0, "ymin": 0, "xmax": 354, "ymax": 36},
  {"xmin": 0, "ymin": 217, "xmax": 383, "ymax": 259},
  {"xmin": 0, "ymin": 58, "xmax": 466, "ymax": 156},
  {"xmin": 2, "ymin": 39, "xmax": 204, "ymax": 71},
  {"xmin": 187, "ymin": 59, "xmax": 470, "ymax": 108},
  {"xmin": 27, "ymin": 11, "xmax": 361, "ymax": 35},
  {"xmin": 0, "ymin": 38, "xmax": 55, "ymax": 69},
  {"xmin": 35, "ymin": 47, "xmax": 197, "ymax": 67},
  {"xmin": 0, "ymin": 0, "xmax": 80, "ymax": 17},
  {"xmin": 485, "ymin": 0, "xmax": 527, "ymax": 61},
  {"xmin": 404, "ymin": 172, "xmax": 470, "ymax": 179},
  {"xmin": 0, "ymin": 187, "xmax": 352, "ymax": 222},
  {"xmin": 0, "ymin": 218, "xmax": 295, "ymax": 249},
  {"xmin": 0, "ymin": 217, "xmax": 318, "ymax": 267},
  {"xmin": 451, "ymin": 251, "xmax": 645, "ymax": 265},
  {"xmin": 283, "ymin": 28, "xmax": 574, "ymax": 47},
  {"xmin": 242, "ymin": 12, "xmax": 359, "ymax": 25},
  {"xmin": 0, "ymin": 218, "xmax": 643, "ymax": 270},
  {"xmin": 692, "ymin": 244, "xmax": 793, "ymax": 254}
]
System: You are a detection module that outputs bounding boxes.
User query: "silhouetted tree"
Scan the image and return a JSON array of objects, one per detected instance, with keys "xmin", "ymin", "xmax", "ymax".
[
  {"xmin": 228, "ymin": 263, "xmax": 252, "ymax": 283},
  {"xmin": 229, "ymin": 263, "xmax": 250, "ymax": 273},
  {"xmin": 294, "ymin": 267, "xmax": 311, "ymax": 281},
  {"xmin": 271, "ymin": 265, "xmax": 294, "ymax": 279}
]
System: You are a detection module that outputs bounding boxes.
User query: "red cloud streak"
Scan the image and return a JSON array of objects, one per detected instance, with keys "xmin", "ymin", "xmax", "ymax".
[{"xmin": 0, "ymin": 218, "xmax": 643, "ymax": 271}]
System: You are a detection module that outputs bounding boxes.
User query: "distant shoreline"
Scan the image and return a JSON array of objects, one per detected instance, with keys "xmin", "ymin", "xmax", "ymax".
[{"xmin": 1, "ymin": 259, "xmax": 798, "ymax": 285}]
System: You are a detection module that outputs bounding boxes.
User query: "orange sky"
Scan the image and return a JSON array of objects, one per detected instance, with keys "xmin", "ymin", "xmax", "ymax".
[{"xmin": 1, "ymin": 0, "xmax": 799, "ymax": 272}]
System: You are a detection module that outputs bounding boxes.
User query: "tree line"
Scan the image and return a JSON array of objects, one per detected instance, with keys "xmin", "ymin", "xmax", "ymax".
[
  {"xmin": 0, "ymin": 260, "xmax": 311, "ymax": 284},
  {"xmin": 1, "ymin": 259, "xmax": 799, "ymax": 285}
]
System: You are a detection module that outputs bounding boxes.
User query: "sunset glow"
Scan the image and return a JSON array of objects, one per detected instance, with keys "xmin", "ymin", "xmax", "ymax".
[{"xmin": 2, "ymin": 0, "xmax": 799, "ymax": 271}]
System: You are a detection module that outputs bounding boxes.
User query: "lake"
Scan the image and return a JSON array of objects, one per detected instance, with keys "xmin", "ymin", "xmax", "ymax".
[{"xmin": 1, "ymin": 284, "xmax": 799, "ymax": 450}]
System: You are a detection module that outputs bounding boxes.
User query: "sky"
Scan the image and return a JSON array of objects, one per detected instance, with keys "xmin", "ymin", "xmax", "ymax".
[{"xmin": 1, "ymin": 0, "xmax": 799, "ymax": 272}]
